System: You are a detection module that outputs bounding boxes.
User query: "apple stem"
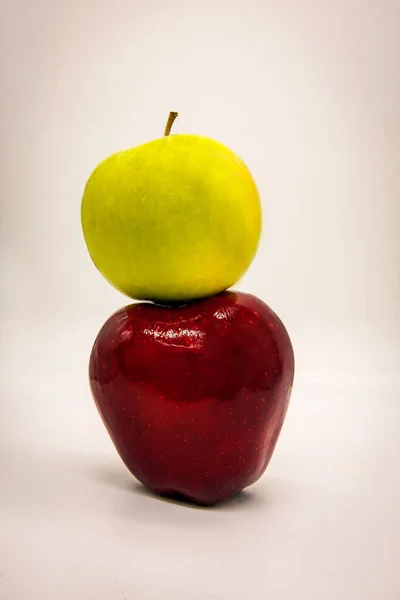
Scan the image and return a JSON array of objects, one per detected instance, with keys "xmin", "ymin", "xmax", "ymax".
[{"xmin": 164, "ymin": 111, "xmax": 178, "ymax": 136}]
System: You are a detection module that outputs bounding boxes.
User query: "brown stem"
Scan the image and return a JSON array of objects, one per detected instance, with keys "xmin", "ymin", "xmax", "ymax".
[{"xmin": 164, "ymin": 111, "xmax": 178, "ymax": 136}]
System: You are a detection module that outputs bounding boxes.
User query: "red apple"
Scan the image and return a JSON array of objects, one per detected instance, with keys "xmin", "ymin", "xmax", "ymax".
[{"xmin": 89, "ymin": 291, "xmax": 294, "ymax": 506}]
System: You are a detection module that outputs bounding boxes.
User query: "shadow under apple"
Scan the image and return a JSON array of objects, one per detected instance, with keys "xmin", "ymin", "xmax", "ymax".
[{"xmin": 77, "ymin": 455, "xmax": 265, "ymax": 511}]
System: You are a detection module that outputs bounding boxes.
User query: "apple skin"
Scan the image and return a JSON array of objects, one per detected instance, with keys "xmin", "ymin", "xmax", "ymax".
[
  {"xmin": 89, "ymin": 291, "xmax": 294, "ymax": 506},
  {"xmin": 81, "ymin": 134, "xmax": 261, "ymax": 303}
]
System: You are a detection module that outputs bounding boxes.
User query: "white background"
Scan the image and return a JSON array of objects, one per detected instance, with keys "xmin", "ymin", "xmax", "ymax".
[{"xmin": 1, "ymin": 1, "xmax": 399, "ymax": 599}]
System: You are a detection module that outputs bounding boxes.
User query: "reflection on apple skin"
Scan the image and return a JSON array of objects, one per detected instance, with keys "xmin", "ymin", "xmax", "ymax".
[{"xmin": 89, "ymin": 291, "xmax": 294, "ymax": 506}]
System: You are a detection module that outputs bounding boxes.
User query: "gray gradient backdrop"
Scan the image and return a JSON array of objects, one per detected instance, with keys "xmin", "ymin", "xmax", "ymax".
[{"xmin": 1, "ymin": 1, "xmax": 399, "ymax": 599}]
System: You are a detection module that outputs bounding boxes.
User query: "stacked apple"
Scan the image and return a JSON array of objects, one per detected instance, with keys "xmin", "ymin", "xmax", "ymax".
[{"xmin": 81, "ymin": 112, "xmax": 294, "ymax": 506}]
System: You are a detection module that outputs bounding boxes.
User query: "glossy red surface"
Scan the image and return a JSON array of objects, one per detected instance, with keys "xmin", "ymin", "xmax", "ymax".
[{"xmin": 89, "ymin": 291, "xmax": 294, "ymax": 505}]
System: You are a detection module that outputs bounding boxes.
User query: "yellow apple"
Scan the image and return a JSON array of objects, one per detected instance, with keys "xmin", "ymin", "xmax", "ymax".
[{"xmin": 81, "ymin": 113, "xmax": 262, "ymax": 302}]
